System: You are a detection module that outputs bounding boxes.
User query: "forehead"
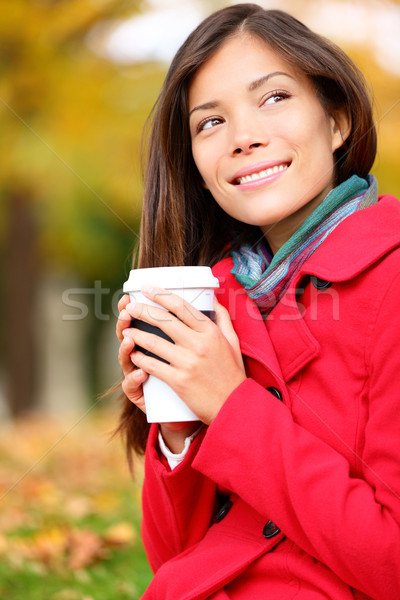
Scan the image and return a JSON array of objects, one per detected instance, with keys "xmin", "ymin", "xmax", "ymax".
[{"xmin": 188, "ymin": 34, "xmax": 306, "ymax": 106}]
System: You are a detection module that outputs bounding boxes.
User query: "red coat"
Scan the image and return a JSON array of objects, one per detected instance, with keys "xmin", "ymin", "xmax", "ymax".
[{"xmin": 140, "ymin": 195, "xmax": 400, "ymax": 600}]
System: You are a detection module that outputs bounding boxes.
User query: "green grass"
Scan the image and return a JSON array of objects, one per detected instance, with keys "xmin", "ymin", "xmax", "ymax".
[{"xmin": 0, "ymin": 545, "xmax": 152, "ymax": 600}]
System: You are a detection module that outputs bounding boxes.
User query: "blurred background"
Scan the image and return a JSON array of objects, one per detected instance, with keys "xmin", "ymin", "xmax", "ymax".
[
  {"xmin": 0, "ymin": 0, "xmax": 399, "ymax": 597},
  {"xmin": 0, "ymin": 0, "xmax": 399, "ymax": 420}
]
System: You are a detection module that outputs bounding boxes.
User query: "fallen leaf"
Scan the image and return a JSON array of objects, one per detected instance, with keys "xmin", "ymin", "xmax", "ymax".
[
  {"xmin": 67, "ymin": 529, "xmax": 108, "ymax": 570},
  {"xmin": 64, "ymin": 495, "xmax": 92, "ymax": 519},
  {"xmin": 104, "ymin": 522, "xmax": 137, "ymax": 548},
  {"xmin": 31, "ymin": 527, "xmax": 68, "ymax": 565},
  {"xmin": 9, "ymin": 527, "xmax": 68, "ymax": 569}
]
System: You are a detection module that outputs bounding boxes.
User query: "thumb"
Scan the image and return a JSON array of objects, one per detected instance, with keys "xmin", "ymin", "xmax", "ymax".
[{"xmin": 214, "ymin": 299, "xmax": 241, "ymax": 354}]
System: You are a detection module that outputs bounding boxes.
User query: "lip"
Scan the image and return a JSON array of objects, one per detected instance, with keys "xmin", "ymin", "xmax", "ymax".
[{"xmin": 230, "ymin": 161, "xmax": 290, "ymax": 185}]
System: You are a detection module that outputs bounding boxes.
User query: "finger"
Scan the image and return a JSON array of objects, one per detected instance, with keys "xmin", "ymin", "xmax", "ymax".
[
  {"xmin": 118, "ymin": 294, "xmax": 130, "ymax": 313},
  {"xmin": 126, "ymin": 301, "xmax": 195, "ymax": 347},
  {"xmin": 130, "ymin": 349, "xmax": 173, "ymax": 385},
  {"xmin": 130, "ymin": 327, "xmax": 179, "ymax": 365},
  {"xmin": 140, "ymin": 285, "xmax": 211, "ymax": 332},
  {"xmin": 116, "ymin": 308, "xmax": 132, "ymax": 342},
  {"xmin": 118, "ymin": 335, "xmax": 136, "ymax": 376},
  {"xmin": 121, "ymin": 369, "xmax": 147, "ymax": 414},
  {"xmin": 214, "ymin": 300, "xmax": 242, "ymax": 354}
]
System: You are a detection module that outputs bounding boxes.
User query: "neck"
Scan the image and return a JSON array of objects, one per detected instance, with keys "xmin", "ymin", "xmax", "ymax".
[{"xmin": 261, "ymin": 192, "xmax": 330, "ymax": 255}]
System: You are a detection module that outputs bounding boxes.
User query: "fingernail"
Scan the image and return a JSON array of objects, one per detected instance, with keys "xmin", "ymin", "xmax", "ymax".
[
  {"xmin": 141, "ymin": 284, "xmax": 154, "ymax": 296},
  {"xmin": 122, "ymin": 329, "xmax": 131, "ymax": 337}
]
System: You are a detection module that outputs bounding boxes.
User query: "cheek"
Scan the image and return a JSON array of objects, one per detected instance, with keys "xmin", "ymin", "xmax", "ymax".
[
  {"xmin": 193, "ymin": 154, "xmax": 219, "ymax": 193},
  {"xmin": 191, "ymin": 147, "xmax": 209, "ymax": 182},
  {"xmin": 288, "ymin": 105, "xmax": 332, "ymax": 147},
  {"xmin": 312, "ymin": 111, "xmax": 338, "ymax": 151},
  {"xmin": 192, "ymin": 135, "xmax": 226, "ymax": 184}
]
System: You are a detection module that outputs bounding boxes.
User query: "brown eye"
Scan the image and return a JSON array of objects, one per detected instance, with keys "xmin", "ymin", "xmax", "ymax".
[
  {"xmin": 263, "ymin": 91, "xmax": 290, "ymax": 105},
  {"xmin": 198, "ymin": 117, "xmax": 223, "ymax": 132}
]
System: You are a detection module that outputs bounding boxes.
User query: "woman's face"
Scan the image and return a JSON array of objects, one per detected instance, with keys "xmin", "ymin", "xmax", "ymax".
[{"xmin": 188, "ymin": 35, "xmax": 349, "ymax": 252}]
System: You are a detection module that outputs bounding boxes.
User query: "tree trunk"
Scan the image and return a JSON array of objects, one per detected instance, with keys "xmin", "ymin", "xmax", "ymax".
[{"xmin": 3, "ymin": 188, "xmax": 38, "ymax": 416}]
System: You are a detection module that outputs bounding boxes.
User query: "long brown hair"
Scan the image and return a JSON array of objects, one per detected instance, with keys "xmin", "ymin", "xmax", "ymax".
[{"xmin": 118, "ymin": 3, "xmax": 377, "ymax": 462}]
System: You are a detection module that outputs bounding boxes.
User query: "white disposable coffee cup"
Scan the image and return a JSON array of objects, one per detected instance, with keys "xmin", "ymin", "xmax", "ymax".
[{"xmin": 123, "ymin": 266, "xmax": 220, "ymax": 423}]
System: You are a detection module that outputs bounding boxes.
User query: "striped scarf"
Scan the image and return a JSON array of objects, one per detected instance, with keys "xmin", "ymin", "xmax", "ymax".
[{"xmin": 231, "ymin": 174, "xmax": 378, "ymax": 316}]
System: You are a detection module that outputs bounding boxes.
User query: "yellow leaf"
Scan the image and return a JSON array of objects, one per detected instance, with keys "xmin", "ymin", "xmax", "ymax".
[{"xmin": 104, "ymin": 521, "xmax": 137, "ymax": 547}]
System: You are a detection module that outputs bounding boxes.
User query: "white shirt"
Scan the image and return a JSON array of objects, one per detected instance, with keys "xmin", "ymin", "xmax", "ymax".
[{"xmin": 158, "ymin": 425, "xmax": 203, "ymax": 470}]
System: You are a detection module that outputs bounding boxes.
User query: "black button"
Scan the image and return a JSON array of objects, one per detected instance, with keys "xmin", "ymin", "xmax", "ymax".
[
  {"xmin": 310, "ymin": 276, "xmax": 332, "ymax": 290},
  {"xmin": 267, "ymin": 387, "xmax": 283, "ymax": 401},
  {"xmin": 214, "ymin": 500, "xmax": 233, "ymax": 523},
  {"xmin": 263, "ymin": 520, "xmax": 281, "ymax": 539}
]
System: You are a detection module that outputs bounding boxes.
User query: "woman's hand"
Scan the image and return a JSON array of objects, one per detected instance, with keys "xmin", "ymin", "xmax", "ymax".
[
  {"xmin": 116, "ymin": 294, "xmax": 201, "ymax": 452},
  {"xmin": 116, "ymin": 294, "xmax": 148, "ymax": 413},
  {"xmin": 126, "ymin": 285, "xmax": 246, "ymax": 425}
]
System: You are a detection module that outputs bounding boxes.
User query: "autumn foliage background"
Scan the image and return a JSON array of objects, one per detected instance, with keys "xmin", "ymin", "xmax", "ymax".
[
  {"xmin": 0, "ymin": 414, "xmax": 151, "ymax": 599},
  {"xmin": 0, "ymin": 0, "xmax": 399, "ymax": 599}
]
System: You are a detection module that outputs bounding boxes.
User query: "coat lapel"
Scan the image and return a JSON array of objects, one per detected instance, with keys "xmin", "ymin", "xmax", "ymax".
[
  {"xmin": 265, "ymin": 284, "xmax": 320, "ymax": 382},
  {"xmin": 213, "ymin": 260, "xmax": 284, "ymax": 386},
  {"xmin": 213, "ymin": 259, "xmax": 320, "ymax": 386}
]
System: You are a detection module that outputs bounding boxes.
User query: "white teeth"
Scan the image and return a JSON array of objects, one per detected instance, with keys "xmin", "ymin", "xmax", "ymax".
[{"xmin": 238, "ymin": 164, "xmax": 288, "ymax": 185}]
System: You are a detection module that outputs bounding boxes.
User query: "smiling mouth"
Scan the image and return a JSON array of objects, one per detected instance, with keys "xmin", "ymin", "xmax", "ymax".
[{"xmin": 233, "ymin": 163, "xmax": 289, "ymax": 185}]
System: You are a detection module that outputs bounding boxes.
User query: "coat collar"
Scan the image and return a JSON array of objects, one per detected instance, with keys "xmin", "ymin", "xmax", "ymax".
[
  {"xmin": 213, "ymin": 195, "xmax": 400, "ymax": 383},
  {"xmin": 298, "ymin": 195, "xmax": 400, "ymax": 282}
]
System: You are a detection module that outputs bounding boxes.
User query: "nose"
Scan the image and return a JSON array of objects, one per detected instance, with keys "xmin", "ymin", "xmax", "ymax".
[
  {"xmin": 230, "ymin": 113, "xmax": 267, "ymax": 155},
  {"xmin": 233, "ymin": 141, "xmax": 262, "ymax": 155}
]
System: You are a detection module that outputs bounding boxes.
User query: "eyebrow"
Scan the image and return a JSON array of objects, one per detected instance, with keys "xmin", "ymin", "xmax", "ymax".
[
  {"xmin": 189, "ymin": 101, "xmax": 219, "ymax": 118},
  {"xmin": 248, "ymin": 71, "xmax": 295, "ymax": 92},
  {"xmin": 189, "ymin": 71, "xmax": 294, "ymax": 118}
]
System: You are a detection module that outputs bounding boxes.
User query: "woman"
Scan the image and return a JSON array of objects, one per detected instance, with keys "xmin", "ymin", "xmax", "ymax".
[{"xmin": 116, "ymin": 5, "xmax": 400, "ymax": 599}]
